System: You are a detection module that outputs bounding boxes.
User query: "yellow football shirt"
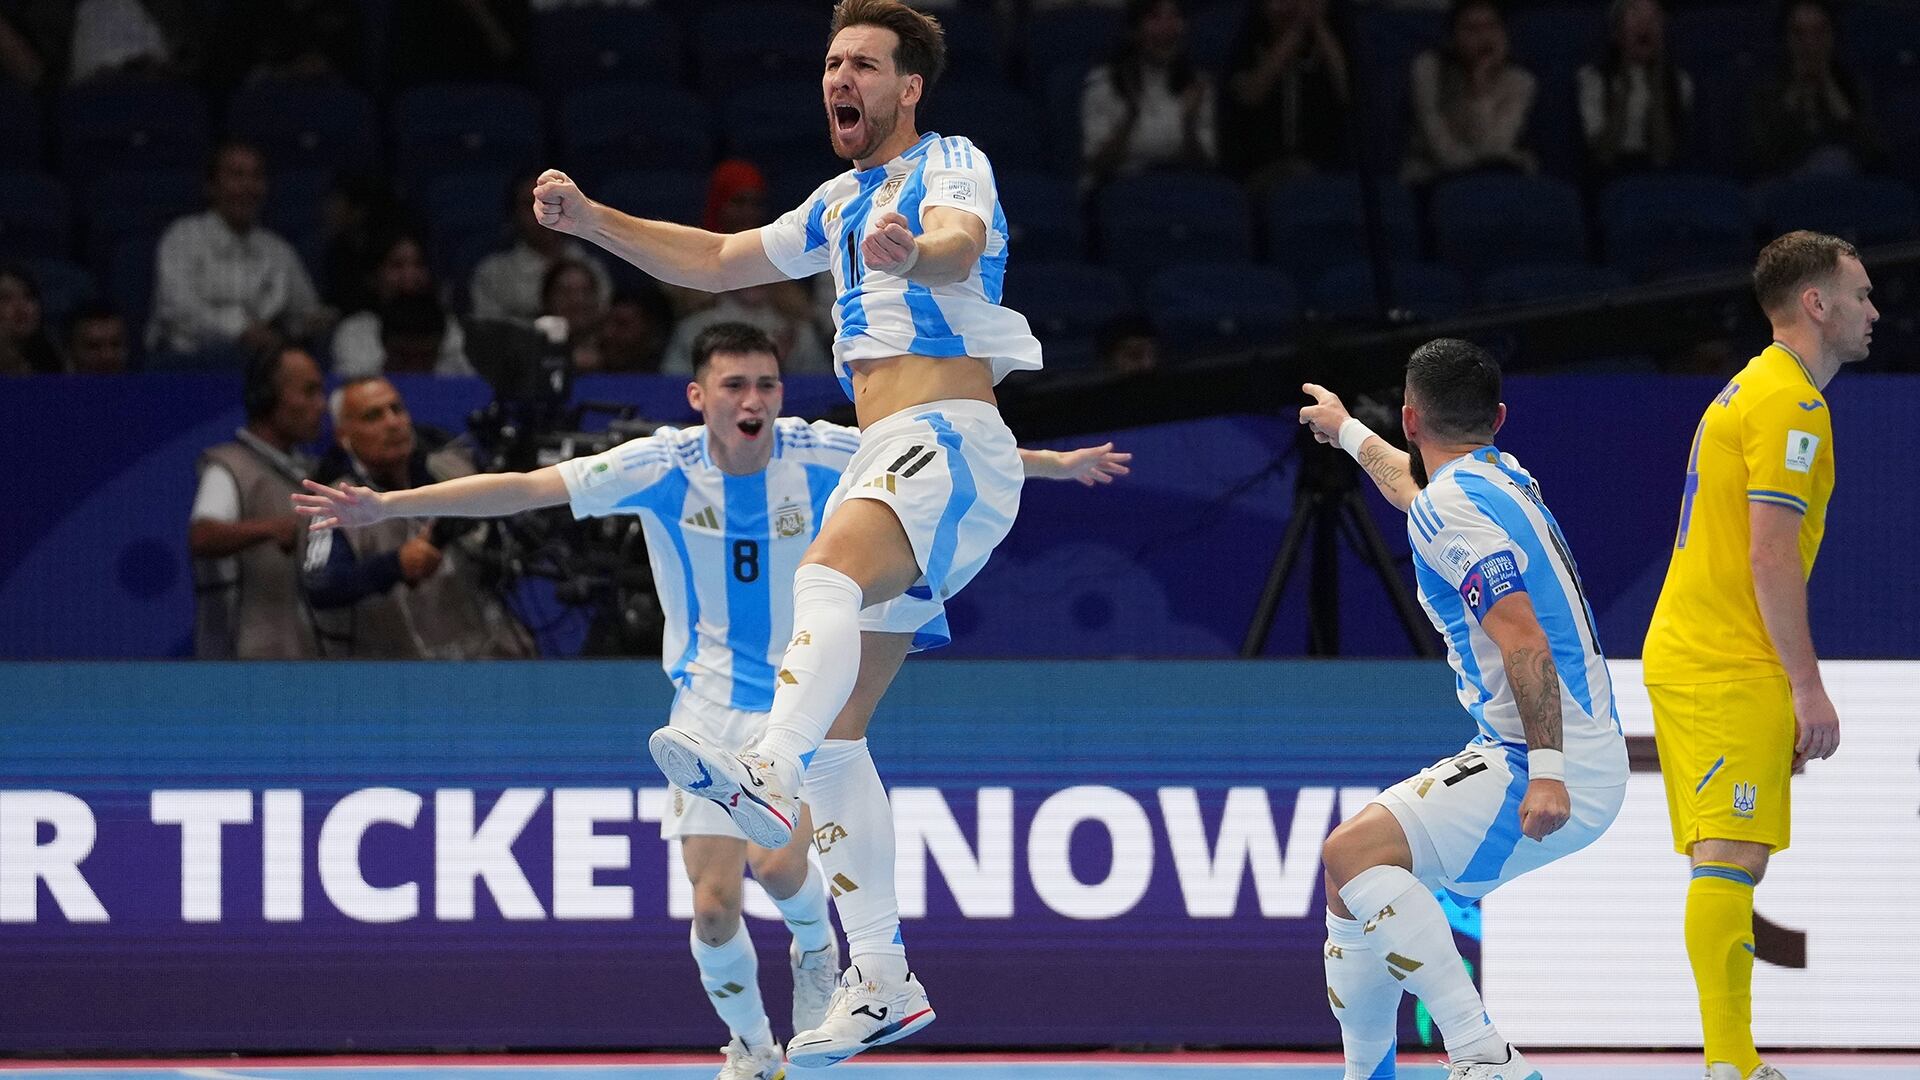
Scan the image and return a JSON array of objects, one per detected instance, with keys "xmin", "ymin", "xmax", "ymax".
[{"xmin": 1642, "ymin": 343, "xmax": 1835, "ymax": 685}]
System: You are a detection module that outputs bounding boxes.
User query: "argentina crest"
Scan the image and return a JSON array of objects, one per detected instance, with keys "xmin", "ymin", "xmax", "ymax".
[
  {"xmin": 774, "ymin": 501, "xmax": 808, "ymax": 538},
  {"xmin": 876, "ymin": 175, "xmax": 905, "ymax": 207}
]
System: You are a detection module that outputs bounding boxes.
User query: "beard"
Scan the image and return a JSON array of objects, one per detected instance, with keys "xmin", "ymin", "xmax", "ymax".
[
  {"xmin": 1410, "ymin": 448, "xmax": 1430, "ymax": 489},
  {"xmin": 831, "ymin": 102, "xmax": 896, "ymax": 162}
]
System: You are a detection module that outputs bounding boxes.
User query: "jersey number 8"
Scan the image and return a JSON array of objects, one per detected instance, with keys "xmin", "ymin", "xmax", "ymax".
[{"xmin": 732, "ymin": 540, "xmax": 761, "ymax": 583}]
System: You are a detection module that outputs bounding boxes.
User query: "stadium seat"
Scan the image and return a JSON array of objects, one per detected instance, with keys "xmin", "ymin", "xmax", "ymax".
[
  {"xmin": 994, "ymin": 170, "xmax": 1084, "ymax": 262},
  {"xmin": 106, "ymin": 235, "xmax": 158, "ymax": 345},
  {"xmin": 1668, "ymin": 3, "xmax": 1768, "ymax": 170},
  {"xmin": 531, "ymin": 6, "xmax": 683, "ymax": 90},
  {"xmin": 936, "ymin": 7, "xmax": 1003, "ymax": 82},
  {"xmin": 1310, "ymin": 259, "xmax": 1469, "ymax": 322},
  {"xmin": 1024, "ymin": 6, "xmax": 1125, "ymax": 85},
  {"xmin": 1479, "ymin": 261, "xmax": 1629, "ymax": 306},
  {"xmin": 0, "ymin": 80, "xmax": 42, "ymax": 170},
  {"xmin": 1041, "ymin": 61, "xmax": 1097, "ymax": 173},
  {"xmin": 1752, "ymin": 175, "xmax": 1920, "ymax": 247},
  {"xmin": 1600, "ymin": 173, "xmax": 1753, "ymax": 280},
  {"xmin": 723, "ymin": 83, "xmax": 842, "ymax": 182},
  {"xmin": 599, "ymin": 169, "xmax": 707, "ymax": 229},
  {"xmin": 1430, "ymin": 173, "xmax": 1587, "ymax": 275},
  {"xmin": 695, "ymin": 3, "xmax": 826, "ymax": 96},
  {"xmin": 1096, "ymin": 172, "xmax": 1252, "ymax": 273},
  {"xmin": 18, "ymin": 257, "xmax": 95, "ymax": 331},
  {"xmin": 1146, "ymin": 262, "xmax": 1299, "ymax": 352},
  {"xmin": 1000, "ymin": 263, "xmax": 1132, "ymax": 369},
  {"xmin": 559, "ymin": 84, "xmax": 714, "ymax": 185},
  {"xmin": 1509, "ymin": 4, "xmax": 1604, "ymax": 180},
  {"xmin": 0, "ymin": 171, "xmax": 71, "ymax": 259},
  {"xmin": 83, "ymin": 169, "xmax": 201, "ymax": 271},
  {"xmin": 59, "ymin": 78, "xmax": 209, "ymax": 178},
  {"xmin": 391, "ymin": 83, "xmax": 544, "ymax": 193},
  {"xmin": 423, "ymin": 169, "xmax": 516, "ymax": 275},
  {"xmin": 1262, "ymin": 172, "xmax": 1418, "ymax": 282},
  {"xmin": 261, "ymin": 168, "xmax": 333, "ymax": 264},
  {"xmin": 1349, "ymin": 7, "xmax": 1446, "ymax": 172},
  {"xmin": 226, "ymin": 75, "xmax": 379, "ymax": 176},
  {"xmin": 919, "ymin": 80, "xmax": 1047, "ymax": 167},
  {"xmin": 1882, "ymin": 83, "xmax": 1920, "ymax": 187}
]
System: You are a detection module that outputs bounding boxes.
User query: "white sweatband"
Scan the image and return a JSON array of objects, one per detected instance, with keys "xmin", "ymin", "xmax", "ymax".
[
  {"xmin": 1527, "ymin": 749, "xmax": 1566, "ymax": 782},
  {"xmin": 1336, "ymin": 417, "xmax": 1376, "ymax": 459},
  {"xmin": 895, "ymin": 242, "xmax": 920, "ymax": 276}
]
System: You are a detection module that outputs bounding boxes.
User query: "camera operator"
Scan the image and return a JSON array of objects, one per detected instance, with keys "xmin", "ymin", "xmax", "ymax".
[{"xmin": 300, "ymin": 376, "xmax": 533, "ymax": 659}]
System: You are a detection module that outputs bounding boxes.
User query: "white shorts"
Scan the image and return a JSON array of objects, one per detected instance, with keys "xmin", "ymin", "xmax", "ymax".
[
  {"xmin": 1373, "ymin": 743, "xmax": 1625, "ymax": 901},
  {"xmin": 827, "ymin": 398, "xmax": 1024, "ymax": 652},
  {"xmin": 661, "ymin": 690, "xmax": 770, "ymax": 841}
]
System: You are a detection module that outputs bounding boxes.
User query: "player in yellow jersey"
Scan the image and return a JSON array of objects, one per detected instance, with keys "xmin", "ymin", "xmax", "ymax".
[{"xmin": 1642, "ymin": 231, "xmax": 1876, "ymax": 1080}]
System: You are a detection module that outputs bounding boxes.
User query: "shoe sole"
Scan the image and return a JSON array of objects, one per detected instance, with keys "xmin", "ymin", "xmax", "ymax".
[
  {"xmin": 785, "ymin": 1006, "xmax": 936, "ymax": 1069},
  {"xmin": 647, "ymin": 728, "xmax": 794, "ymax": 850}
]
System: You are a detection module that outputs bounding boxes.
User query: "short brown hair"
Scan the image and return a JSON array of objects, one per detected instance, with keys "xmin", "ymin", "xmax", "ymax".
[
  {"xmin": 1753, "ymin": 230, "xmax": 1859, "ymax": 316},
  {"xmin": 829, "ymin": 0, "xmax": 947, "ymax": 93}
]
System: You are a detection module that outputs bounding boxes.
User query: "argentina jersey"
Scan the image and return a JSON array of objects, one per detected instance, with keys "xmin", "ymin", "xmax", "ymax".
[
  {"xmin": 759, "ymin": 131, "xmax": 1043, "ymax": 400},
  {"xmin": 1407, "ymin": 447, "xmax": 1628, "ymax": 788},
  {"xmin": 556, "ymin": 417, "xmax": 861, "ymax": 711}
]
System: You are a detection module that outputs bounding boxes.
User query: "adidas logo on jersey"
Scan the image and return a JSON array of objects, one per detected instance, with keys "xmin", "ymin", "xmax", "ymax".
[{"xmin": 683, "ymin": 506, "xmax": 719, "ymax": 529}]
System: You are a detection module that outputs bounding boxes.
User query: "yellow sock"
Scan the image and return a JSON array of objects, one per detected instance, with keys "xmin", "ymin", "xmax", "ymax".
[{"xmin": 1687, "ymin": 863, "xmax": 1760, "ymax": 1075}]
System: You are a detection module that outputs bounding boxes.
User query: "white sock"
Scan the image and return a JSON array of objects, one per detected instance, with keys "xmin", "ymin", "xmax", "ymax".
[
  {"xmin": 1325, "ymin": 910, "xmax": 1402, "ymax": 1080},
  {"xmin": 1339, "ymin": 865, "xmax": 1504, "ymax": 1066},
  {"xmin": 755, "ymin": 564, "xmax": 863, "ymax": 775},
  {"xmin": 806, "ymin": 738, "xmax": 908, "ymax": 984},
  {"xmin": 767, "ymin": 861, "xmax": 834, "ymax": 955},
  {"xmin": 690, "ymin": 921, "xmax": 773, "ymax": 1050}
]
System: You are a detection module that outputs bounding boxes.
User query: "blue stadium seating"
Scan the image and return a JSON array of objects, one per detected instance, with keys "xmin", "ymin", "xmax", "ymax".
[
  {"xmin": 1883, "ymin": 82, "xmax": 1920, "ymax": 187},
  {"xmin": 1041, "ymin": 61, "xmax": 1096, "ymax": 173},
  {"xmin": 1600, "ymin": 173, "xmax": 1752, "ymax": 280},
  {"xmin": 599, "ymin": 169, "xmax": 707, "ymax": 229},
  {"xmin": 1310, "ymin": 259, "xmax": 1469, "ymax": 322},
  {"xmin": 1668, "ymin": 3, "xmax": 1768, "ymax": 171},
  {"xmin": 1262, "ymin": 172, "xmax": 1418, "ymax": 282},
  {"xmin": 105, "ymin": 236, "xmax": 157, "ymax": 346},
  {"xmin": 18, "ymin": 257, "xmax": 95, "ymax": 332},
  {"xmin": 994, "ymin": 169, "xmax": 1083, "ymax": 262},
  {"xmin": 1097, "ymin": 171, "xmax": 1251, "ymax": 273},
  {"xmin": 423, "ymin": 169, "xmax": 516, "ymax": 278},
  {"xmin": 390, "ymin": 83, "xmax": 544, "ymax": 193},
  {"xmin": 261, "ymin": 168, "xmax": 333, "ymax": 275},
  {"xmin": 1024, "ymin": 7, "xmax": 1125, "ymax": 85},
  {"xmin": 226, "ymin": 75, "xmax": 379, "ymax": 176},
  {"xmin": 1348, "ymin": 8, "xmax": 1445, "ymax": 173},
  {"xmin": 1431, "ymin": 173, "xmax": 1587, "ymax": 275},
  {"xmin": 722, "ymin": 83, "xmax": 841, "ymax": 182},
  {"xmin": 920, "ymin": 80, "xmax": 1047, "ymax": 167},
  {"xmin": 0, "ymin": 81, "xmax": 42, "ymax": 170},
  {"xmin": 83, "ymin": 169, "xmax": 200, "ymax": 271},
  {"xmin": 1479, "ymin": 260, "xmax": 1629, "ymax": 306},
  {"xmin": 531, "ymin": 6, "xmax": 683, "ymax": 90},
  {"xmin": 0, "ymin": 171, "xmax": 71, "ymax": 259},
  {"xmin": 1147, "ymin": 262, "xmax": 1299, "ymax": 352},
  {"xmin": 1752, "ymin": 174, "xmax": 1920, "ymax": 247},
  {"xmin": 1510, "ymin": 4, "xmax": 1608, "ymax": 178},
  {"xmin": 59, "ymin": 78, "xmax": 209, "ymax": 178},
  {"xmin": 559, "ymin": 84, "xmax": 714, "ymax": 185},
  {"xmin": 1001, "ymin": 263, "xmax": 1132, "ymax": 369},
  {"xmin": 695, "ymin": 3, "xmax": 827, "ymax": 97}
]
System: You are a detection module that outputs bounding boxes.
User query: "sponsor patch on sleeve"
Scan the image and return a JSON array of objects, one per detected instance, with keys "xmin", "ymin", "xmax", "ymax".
[
  {"xmin": 1440, "ymin": 534, "xmax": 1481, "ymax": 576},
  {"xmin": 941, "ymin": 178, "xmax": 977, "ymax": 203},
  {"xmin": 1784, "ymin": 429, "xmax": 1819, "ymax": 474},
  {"xmin": 578, "ymin": 458, "xmax": 617, "ymax": 490},
  {"xmin": 1459, "ymin": 550, "xmax": 1525, "ymax": 619}
]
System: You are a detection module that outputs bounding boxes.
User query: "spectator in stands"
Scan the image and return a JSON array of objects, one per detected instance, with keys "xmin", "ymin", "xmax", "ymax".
[
  {"xmin": 320, "ymin": 173, "xmax": 407, "ymax": 314},
  {"xmin": 391, "ymin": 0, "xmax": 526, "ymax": 87},
  {"xmin": 332, "ymin": 232, "xmax": 473, "ymax": 377},
  {"xmin": 587, "ymin": 286, "xmax": 673, "ymax": 374},
  {"xmin": 1081, "ymin": 0, "xmax": 1218, "ymax": 190},
  {"xmin": 0, "ymin": 265, "xmax": 61, "ymax": 375},
  {"xmin": 1748, "ymin": 0, "xmax": 1881, "ymax": 179},
  {"xmin": 1097, "ymin": 313, "xmax": 1161, "ymax": 375},
  {"xmin": 300, "ymin": 376, "xmax": 535, "ymax": 659},
  {"xmin": 1222, "ymin": 0, "xmax": 1350, "ymax": 185},
  {"xmin": 0, "ymin": 10, "xmax": 47, "ymax": 87},
  {"xmin": 189, "ymin": 345, "xmax": 324, "ymax": 659},
  {"xmin": 68, "ymin": 0, "xmax": 199, "ymax": 84},
  {"xmin": 540, "ymin": 257, "xmax": 610, "ymax": 370},
  {"xmin": 1578, "ymin": 0, "xmax": 1692, "ymax": 177},
  {"xmin": 470, "ymin": 171, "xmax": 612, "ymax": 324},
  {"xmin": 211, "ymin": 0, "xmax": 363, "ymax": 91},
  {"xmin": 66, "ymin": 306, "xmax": 129, "ymax": 374},
  {"xmin": 148, "ymin": 140, "xmax": 335, "ymax": 363},
  {"xmin": 1401, "ymin": 0, "xmax": 1537, "ymax": 187}
]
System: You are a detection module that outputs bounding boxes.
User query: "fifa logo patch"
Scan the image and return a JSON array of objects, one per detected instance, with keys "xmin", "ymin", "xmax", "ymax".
[{"xmin": 1732, "ymin": 782, "xmax": 1758, "ymax": 818}]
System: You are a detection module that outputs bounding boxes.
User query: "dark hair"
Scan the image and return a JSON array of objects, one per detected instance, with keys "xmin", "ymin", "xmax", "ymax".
[
  {"xmin": 1107, "ymin": 0, "xmax": 1197, "ymax": 101},
  {"xmin": 1096, "ymin": 312, "xmax": 1156, "ymax": 358},
  {"xmin": 378, "ymin": 291, "xmax": 446, "ymax": 340},
  {"xmin": 1753, "ymin": 230, "xmax": 1859, "ymax": 316},
  {"xmin": 829, "ymin": 0, "xmax": 948, "ymax": 94},
  {"xmin": 691, "ymin": 322, "xmax": 780, "ymax": 377},
  {"xmin": 1405, "ymin": 338, "xmax": 1502, "ymax": 441},
  {"xmin": 67, "ymin": 303, "xmax": 122, "ymax": 332},
  {"xmin": 540, "ymin": 258, "xmax": 598, "ymax": 307},
  {"xmin": 1441, "ymin": 0, "xmax": 1506, "ymax": 74},
  {"xmin": 243, "ymin": 347, "xmax": 296, "ymax": 420},
  {"xmin": 205, "ymin": 139, "xmax": 265, "ymax": 182},
  {"xmin": 1598, "ymin": 0, "xmax": 1688, "ymax": 146}
]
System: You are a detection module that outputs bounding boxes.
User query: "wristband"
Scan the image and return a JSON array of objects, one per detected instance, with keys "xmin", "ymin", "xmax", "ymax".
[
  {"xmin": 895, "ymin": 242, "xmax": 921, "ymax": 276},
  {"xmin": 1527, "ymin": 748, "xmax": 1565, "ymax": 782},
  {"xmin": 1336, "ymin": 417, "xmax": 1376, "ymax": 459}
]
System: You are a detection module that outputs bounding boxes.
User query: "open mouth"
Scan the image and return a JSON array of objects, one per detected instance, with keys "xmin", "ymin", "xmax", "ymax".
[
  {"xmin": 833, "ymin": 102, "xmax": 863, "ymax": 135},
  {"xmin": 738, "ymin": 418, "xmax": 765, "ymax": 438}
]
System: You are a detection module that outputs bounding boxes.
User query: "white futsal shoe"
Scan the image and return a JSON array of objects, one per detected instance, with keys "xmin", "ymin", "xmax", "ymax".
[
  {"xmin": 1708, "ymin": 1064, "xmax": 1788, "ymax": 1080},
  {"xmin": 785, "ymin": 965, "xmax": 937, "ymax": 1068},
  {"xmin": 649, "ymin": 727, "xmax": 799, "ymax": 849},
  {"xmin": 714, "ymin": 1035, "xmax": 785, "ymax": 1080},
  {"xmin": 1445, "ymin": 1045, "xmax": 1543, "ymax": 1080},
  {"xmin": 790, "ymin": 937, "xmax": 841, "ymax": 1035}
]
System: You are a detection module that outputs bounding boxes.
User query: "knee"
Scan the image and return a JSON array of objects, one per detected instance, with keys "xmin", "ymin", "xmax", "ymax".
[
  {"xmin": 749, "ymin": 845, "xmax": 809, "ymax": 899},
  {"xmin": 1322, "ymin": 819, "xmax": 1367, "ymax": 888},
  {"xmin": 691, "ymin": 887, "xmax": 742, "ymax": 945}
]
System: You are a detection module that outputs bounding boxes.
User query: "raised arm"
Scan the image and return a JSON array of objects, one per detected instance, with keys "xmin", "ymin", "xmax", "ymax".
[
  {"xmin": 862, "ymin": 206, "xmax": 985, "ymax": 287},
  {"xmin": 1480, "ymin": 591, "xmax": 1570, "ymax": 840},
  {"xmin": 1750, "ymin": 501, "xmax": 1839, "ymax": 766},
  {"xmin": 293, "ymin": 468, "xmax": 570, "ymax": 531},
  {"xmin": 1298, "ymin": 382, "xmax": 1420, "ymax": 511},
  {"xmin": 533, "ymin": 170, "xmax": 787, "ymax": 294}
]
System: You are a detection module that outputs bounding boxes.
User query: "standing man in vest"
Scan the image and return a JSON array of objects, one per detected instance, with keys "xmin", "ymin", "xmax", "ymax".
[{"xmin": 189, "ymin": 345, "xmax": 325, "ymax": 658}]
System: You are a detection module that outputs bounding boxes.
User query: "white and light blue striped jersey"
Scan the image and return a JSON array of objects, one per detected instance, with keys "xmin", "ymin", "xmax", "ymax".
[
  {"xmin": 556, "ymin": 417, "xmax": 862, "ymax": 711},
  {"xmin": 759, "ymin": 131, "xmax": 1043, "ymax": 400},
  {"xmin": 1407, "ymin": 447, "xmax": 1627, "ymax": 788}
]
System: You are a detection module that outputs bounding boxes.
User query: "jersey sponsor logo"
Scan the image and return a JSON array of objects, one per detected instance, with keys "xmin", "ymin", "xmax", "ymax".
[
  {"xmin": 1441, "ymin": 535, "xmax": 1481, "ymax": 575},
  {"xmin": 1733, "ymin": 781, "xmax": 1758, "ymax": 818},
  {"xmin": 876, "ymin": 175, "xmax": 905, "ymax": 207},
  {"xmin": 775, "ymin": 502, "xmax": 808, "ymax": 538},
  {"xmin": 941, "ymin": 178, "xmax": 976, "ymax": 203},
  {"xmin": 1784, "ymin": 430, "xmax": 1820, "ymax": 474},
  {"xmin": 1797, "ymin": 400, "xmax": 1825, "ymax": 411},
  {"xmin": 683, "ymin": 505, "xmax": 720, "ymax": 529},
  {"xmin": 580, "ymin": 459, "xmax": 617, "ymax": 489}
]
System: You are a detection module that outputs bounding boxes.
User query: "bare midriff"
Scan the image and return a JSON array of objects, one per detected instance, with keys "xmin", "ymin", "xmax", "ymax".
[{"xmin": 847, "ymin": 353, "xmax": 996, "ymax": 429}]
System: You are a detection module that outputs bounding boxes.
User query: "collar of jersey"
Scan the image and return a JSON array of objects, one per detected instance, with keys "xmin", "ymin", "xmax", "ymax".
[
  {"xmin": 852, "ymin": 131, "xmax": 941, "ymax": 187},
  {"xmin": 1766, "ymin": 340, "xmax": 1819, "ymax": 390},
  {"xmin": 1429, "ymin": 444, "xmax": 1501, "ymax": 484}
]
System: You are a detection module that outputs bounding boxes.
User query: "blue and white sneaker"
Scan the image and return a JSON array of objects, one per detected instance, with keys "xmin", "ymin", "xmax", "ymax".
[
  {"xmin": 785, "ymin": 965, "xmax": 936, "ymax": 1068},
  {"xmin": 648, "ymin": 727, "xmax": 798, "ymax": 850},
  {"xmin": 1446, "ymin": 1046, "xmax": 1543, "ymax": 1080}
]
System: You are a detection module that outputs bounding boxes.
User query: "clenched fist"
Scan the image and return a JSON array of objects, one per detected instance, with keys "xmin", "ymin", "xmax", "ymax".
[
  {"xmin": 861, "ymin": 211, "xmax": 920, "ymax": 274},
  {"xmin": 532, "ymin": 169, "xmax": 594, "ymax": 236}
]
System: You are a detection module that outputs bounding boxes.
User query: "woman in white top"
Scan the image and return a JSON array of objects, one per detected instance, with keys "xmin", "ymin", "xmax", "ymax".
[
  {"xmin": 1578, "ymin": 0, "xmax": 1693, "ymax": 177},
  {"xmin": 1401, "ymin": 0, "xmax": 1537, "ymax": 187},
  {"xmin": 1080, "ymin": 0, "xmax": 1218, "ymax": 190},
  {"xmin": 330, "ymin": 232, "xmax": 473, "ymax": 377}
]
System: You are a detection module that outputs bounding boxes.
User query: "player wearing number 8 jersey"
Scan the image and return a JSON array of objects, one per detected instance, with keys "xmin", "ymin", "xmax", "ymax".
[
  {"xmin": 1300, "ymin": 339, "xmax": 1625, "ymax": 1080},
  {"xmin": 1643, "ymin": 232, "xmax": 1874, "ymax": 1080}
]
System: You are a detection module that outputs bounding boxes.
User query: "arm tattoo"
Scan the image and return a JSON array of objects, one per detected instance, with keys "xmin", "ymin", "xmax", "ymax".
[
  {"xmin": 1506, "ymin": 645, "xmax": 1564, "ymax": 752},
  {"xmin": 1357, "ymin": 443, "xmax": 1406, "ymax": 491}
]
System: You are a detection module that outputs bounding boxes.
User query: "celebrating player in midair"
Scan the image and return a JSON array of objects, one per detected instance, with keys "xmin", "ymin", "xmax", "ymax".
[{"xmin": 1300, "ymin": 340, "xmax": 1627, "ymax": 1080}]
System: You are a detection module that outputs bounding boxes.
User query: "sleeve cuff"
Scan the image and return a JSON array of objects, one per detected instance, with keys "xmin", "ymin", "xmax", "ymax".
[{"xmin": 1747, "ymin": 489, "xmax": 1809, "ymax": 514}]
